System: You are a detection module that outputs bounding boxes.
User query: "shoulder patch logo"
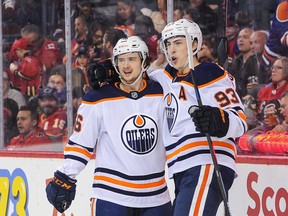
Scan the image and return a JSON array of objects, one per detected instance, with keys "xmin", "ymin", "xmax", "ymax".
[
  {"xmin": 164, "ymin": 93, "xmax": 178, "ymax": 132},
  {"xmin": 121, "ymin": 114, "xmax": 158, "ymax": 154}
]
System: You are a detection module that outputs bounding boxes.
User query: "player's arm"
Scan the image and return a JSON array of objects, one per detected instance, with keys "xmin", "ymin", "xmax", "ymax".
[
  {"xmin": 46, "ymin": 102, "xmax": 100, "ymax": 212},
  {"xmin": 189, "ymin": 75, "xmax": 247, "ymax": 139}
]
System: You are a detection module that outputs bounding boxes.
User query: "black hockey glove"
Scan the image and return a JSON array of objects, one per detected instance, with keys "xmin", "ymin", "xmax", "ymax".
[
  {"xmin": 87, "ymin": 59, "xmax": 119, "ymax": 90},
  {"xmin": 188, "ymin": 105, "xmax": 229, "ymax": 138},
  {"xmin": 46, "ymin": 171, "xmax": 77, "ymax": 213}
]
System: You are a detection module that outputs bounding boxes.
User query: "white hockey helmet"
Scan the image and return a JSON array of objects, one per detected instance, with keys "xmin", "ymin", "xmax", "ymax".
[
  {"xmin": 160, "ymin": 19, "xmax": 203, "ymax": 58},
  {"xmin": 113, "ymin": 36, "xmax": 149, "ymax": 66},
  {"xmin": 112, "ymin": 36, "xmax": 149, "ymax": 85}
]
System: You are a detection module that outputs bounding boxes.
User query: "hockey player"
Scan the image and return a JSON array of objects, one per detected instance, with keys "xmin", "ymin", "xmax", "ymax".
[
  {"xmin": 85, "ymin": 19, "xmax": 247, "ymax": 215},
  {"xmin": 147, "ymin": 19, "xmax": 247, "ymax": 216},
  {"xmin": 46, "ymin": 36, "xmax": 172, "ymax": 215}
]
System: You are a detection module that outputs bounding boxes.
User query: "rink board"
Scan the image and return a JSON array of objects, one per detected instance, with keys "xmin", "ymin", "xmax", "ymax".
[{"xmin": 0, "ymin": 152, "xmax": 287, "ymax": 216}]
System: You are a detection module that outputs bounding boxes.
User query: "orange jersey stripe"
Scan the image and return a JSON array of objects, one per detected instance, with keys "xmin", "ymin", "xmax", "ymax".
[
  {"xmin": 94, "ymin": 175, "xmax": 166, "ymax": 189},
  {"xmin": 166, "ymin": 141, "xmax": 236, "ymax": 161},
  {"xmin": 65, "ymin": 146, "xmax": 92, "ymax": 158}
]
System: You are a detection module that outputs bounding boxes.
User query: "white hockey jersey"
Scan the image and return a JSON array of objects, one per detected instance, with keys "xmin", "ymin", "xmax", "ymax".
[
  {"xmin": 148, "ymin": 62, "xmax": 247, "ymax": 178},
  {"xmin": 59, "ymin": 80, "xmax": 170, "ymax": 208}
]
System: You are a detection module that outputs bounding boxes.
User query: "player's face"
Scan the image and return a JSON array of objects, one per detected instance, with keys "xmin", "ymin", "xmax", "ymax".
[
  {"xmin": 166, "ymin": 36, "xmax": 190, "ymax": 73},
  {"xmin": 39, "ymin": 98, "xmax": 58, "ymax": 116},
  {"xmin": 117, "ymin": 52, "xmax": 142, "ymax": 84},
  {"xmin": 17, "ymin": 111, "xmax": 36, "ymax": 136},
  {"xmin": 280, "ymin": 96, "xmax": 288, "ymax": 124}
]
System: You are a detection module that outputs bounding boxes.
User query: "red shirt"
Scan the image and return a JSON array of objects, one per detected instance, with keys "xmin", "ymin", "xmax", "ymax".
[
  {"xmin": 18, "ymin": 54, "xmax": 43, "ymax": 96},
  {"xmin": 38, "ymin": 108, "xmax": 67, "ymax": 142},
  {"xmin": 8, "ymin": 127, "xmax": 51, "ymax": 146},
  {"xmin": 34, "ymin": 38, "xmax": 62, "ymax": 70}
]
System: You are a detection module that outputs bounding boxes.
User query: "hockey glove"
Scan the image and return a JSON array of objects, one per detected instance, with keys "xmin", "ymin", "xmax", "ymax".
[
  {"xmin": 46, "ymin": 170, "xmax": 77, "ymax": 213},
  {"xmin": 188, "ymin": 105, "xmax": 229, "ymax": 138},
  {"xmin": 87, "ymin": 59, "xmax": 119, "ymax": 90}
]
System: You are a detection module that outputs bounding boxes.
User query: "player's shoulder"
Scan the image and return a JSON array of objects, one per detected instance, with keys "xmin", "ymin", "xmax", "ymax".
[
  {"xmin": 83, "ymin": 84, "xmax": 119, "ymax": 103},
  {"xmin": 145, "ymin": 79, "xmax": 163, "ymax": 94},
  {"xmin": 194, "ymin": 62, "xmax": 226, "ymax": 85}
]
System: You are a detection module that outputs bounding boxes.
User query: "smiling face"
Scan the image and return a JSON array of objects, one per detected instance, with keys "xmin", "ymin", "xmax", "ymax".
[{"xmin": 116, "ymin": 52, "xmax": 142, "ymax": 85}]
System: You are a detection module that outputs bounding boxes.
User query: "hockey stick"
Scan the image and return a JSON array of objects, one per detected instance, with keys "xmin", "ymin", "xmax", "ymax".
[{"xmin": 185, "ymin": 30, "xmax": 232, "ymax": 216}]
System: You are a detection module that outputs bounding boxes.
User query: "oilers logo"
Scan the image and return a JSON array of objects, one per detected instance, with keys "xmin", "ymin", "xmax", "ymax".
[
  {"xmin": 121, "ymin": 114, "xmax": 158, "ymax": 154},
  {"xmin": 164, "ymin": 93, "xmax": 178, "ymax": 132}
]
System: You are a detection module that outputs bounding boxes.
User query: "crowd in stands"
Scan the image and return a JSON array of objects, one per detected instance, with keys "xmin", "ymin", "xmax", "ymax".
[{"xmin": 1, "ymin": 0, "xmax": 288, "ymax": 156}]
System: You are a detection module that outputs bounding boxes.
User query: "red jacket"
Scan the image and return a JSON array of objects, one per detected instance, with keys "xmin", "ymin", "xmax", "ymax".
[{"xmin": 9, "ymin": 127, "xmax": 51, "ymax": 146}]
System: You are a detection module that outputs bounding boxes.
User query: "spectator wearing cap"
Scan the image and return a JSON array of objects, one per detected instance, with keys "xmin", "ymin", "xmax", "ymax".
[
  {"xmin": 38, "ymin": 87, "xmax": 67, "ymax": 143},
  {"xmin": 9, "ymin": 38, "xmax": 43, "ymax": 97},
  {"xmin": 7, "ymin": 106, "xmax": 51, "ymax": 148},
  {"xmin": 73, "ymin": 46, "xmax": 90, "ymax": 91}
]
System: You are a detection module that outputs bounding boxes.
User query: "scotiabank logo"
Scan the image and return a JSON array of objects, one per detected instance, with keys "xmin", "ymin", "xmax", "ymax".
[{"xmin": 247, "ymin": 172, "xmax": 288, "ymax": 216}]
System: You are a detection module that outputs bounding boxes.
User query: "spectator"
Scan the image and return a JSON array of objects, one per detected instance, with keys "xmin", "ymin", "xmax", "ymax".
[
  {"xmin": 69, "ymin": 15, "xmax": 89, "ymax": 61},
  {"xmin": 3, "ymin": 69, "xmax": 27, "ymax": 109},
  {"xmin": 86, "ymin": 21, "xmax": 105, "ymax": 62},
  {"xmin": 7, "ymin": 106, "xmax": 51, "ymax": 147},
  {"xmin": 238, "ymin": 90, "xmax": 288, "ymax": 154},
  {"xmin": 188, "ymin": 0, "xmax": 218, "ymax": 35},
  {"xmin": 229, "ymin": 27, "xmax": 258, "ymax": 98},
  {"xmin": 20, "ymin": 24, "xmax": 62, "ymax": 84},
  {"xmin": 235, "ymin": 10, "xmax": 253, "ymax": 30},
  {"xmin": 73, "ymin": 46, "xmax": 90, "ymax": 91},
  {"xmin": 47, "ymin": 66, "xmax": 67, "ymax": 107},
  {"xmin": 15, "ymin": 0, "xmax": 42, "ymax": 27},
  {"xmin": 37, "ymin": 87, "xmax": 67, "ymax": 143},
  {"xmin": 134, "ymin": 14, "xmax": 159, "ymax": 61},
  {"xmin": 114, "ymin": 0, "xmax": 142, "ymax": 36},
  {"xmin": 72, "ymin": 68, "xmax": 87, "ymax": 93},
  {"xmin": 71, "ymin": 0, "xmax": 106, "ymax": 36},
  {"xmin": 4, "ymin": 98, "xmax": 19, "ymax": 146},
  {"xmin": 226, "ymin": 16, "xmax": 239, "ymax": 60},
  {"xmin": 262, "ymin": 1, "xmax": 288, "ymax": 69},
  {"xmin": 9, "ymin": 38, "xmax": 43, "ymax": 97},
  {"xmin": 249, "ymin": 30, "xmax": 270, "ymax": 86},
  {"xmin": 140, "ymin": 0, "xmax": 167, "ymax": 34},
  {"xmin": 247, "ymin": 57, "xmax": 288, "ymax": 134},
  {"xmin": 101, "ymin": 28, "xmax": 127, "ymax": 59}
]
